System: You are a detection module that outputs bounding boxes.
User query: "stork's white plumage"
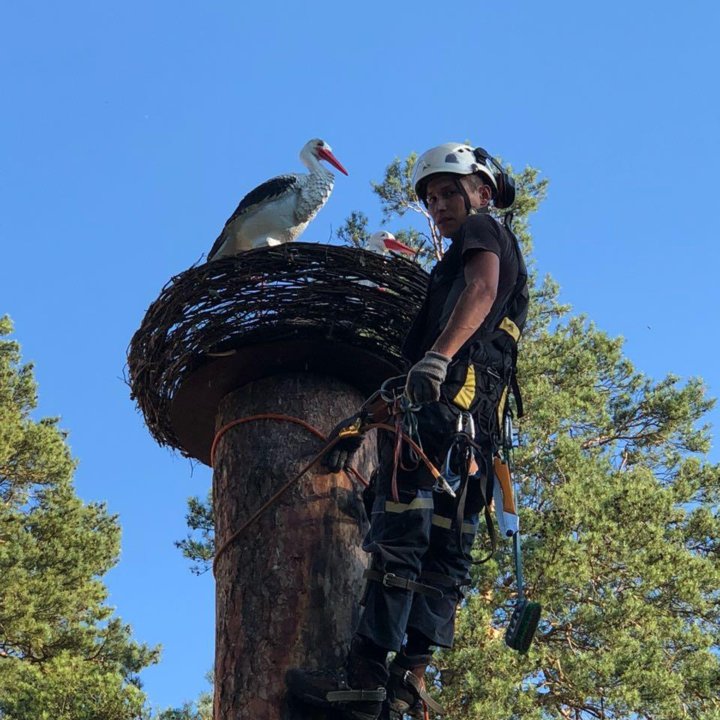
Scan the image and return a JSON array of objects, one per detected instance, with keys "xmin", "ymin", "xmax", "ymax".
[
  {"xmin": 208, "ymin": 138, "xmax": 348, "ymax": 261},
  {"xmin": 367, "ymin": 231, "xmax": 416, "ymax": 257},
  {"xmin": 356, "ymin": 232, "xmax": 417, "ymax": 290}
]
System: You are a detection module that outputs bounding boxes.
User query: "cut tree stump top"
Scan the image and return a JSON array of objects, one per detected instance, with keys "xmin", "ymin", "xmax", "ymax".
[{"xmin": 127, "ymin": 242, "xmax": 429, "ymax": 465}]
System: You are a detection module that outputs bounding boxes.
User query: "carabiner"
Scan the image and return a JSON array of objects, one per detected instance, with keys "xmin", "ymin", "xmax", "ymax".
[{"xmin": 456, "ymin": 411, "xmax": 475, "ymax": 438}]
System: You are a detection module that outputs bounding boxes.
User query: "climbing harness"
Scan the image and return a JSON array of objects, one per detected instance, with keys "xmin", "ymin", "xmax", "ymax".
[{"xmin": 210, "ymin": 378, "xmax": 540, "ymax": 651}]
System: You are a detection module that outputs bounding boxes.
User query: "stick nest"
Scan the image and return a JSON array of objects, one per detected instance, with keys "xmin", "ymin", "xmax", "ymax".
[{"xmin": 127, "ymin": 242, "xmax": 429, "ymax": 451}]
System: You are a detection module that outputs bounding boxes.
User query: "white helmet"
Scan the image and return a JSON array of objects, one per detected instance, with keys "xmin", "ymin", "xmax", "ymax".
[{"xmin": 412, "ymin": 143, "xmax": 498, "ymax": 202}]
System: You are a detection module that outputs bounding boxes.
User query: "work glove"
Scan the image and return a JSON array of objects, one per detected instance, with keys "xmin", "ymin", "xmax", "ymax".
[
  {"xmin": 323, "ymin": 414, "xmax": 365, "ymax": 472},
  {"xmin": 404, "ymin": 351, "xmax": 452, "ymax": 406}
]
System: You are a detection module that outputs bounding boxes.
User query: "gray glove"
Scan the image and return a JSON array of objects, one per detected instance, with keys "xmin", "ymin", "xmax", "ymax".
[{"xmin": 405, "ymin": 351, "xmax": 452, "ymax": 405}]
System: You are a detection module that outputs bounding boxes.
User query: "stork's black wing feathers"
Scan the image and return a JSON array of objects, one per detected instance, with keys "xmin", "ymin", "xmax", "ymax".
[
  {"xmin": 224, "ymin": 174, "xmax": 298, "ymax": 226},
  {"xmin": 207, "ymin": 174, "xmax": 298, "ymax": 260}
]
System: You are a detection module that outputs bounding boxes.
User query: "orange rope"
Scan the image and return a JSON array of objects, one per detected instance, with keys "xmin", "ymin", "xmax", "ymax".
[
  {"xmin": 211, "ymin": 413, "xmax": 366, "ymax": 577},
  {"xmin": 211, "ymin": 413, "xmax": 326, "ymax": 467},
  {"xmin": 210, "ymin": 415, "xmax": 444, "ymax": 577}
]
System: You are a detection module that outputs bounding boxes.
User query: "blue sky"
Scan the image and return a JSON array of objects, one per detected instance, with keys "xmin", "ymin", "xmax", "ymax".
[{"xmin": 2, "ymin": 0, "xmax": 718, "ymax": 712}]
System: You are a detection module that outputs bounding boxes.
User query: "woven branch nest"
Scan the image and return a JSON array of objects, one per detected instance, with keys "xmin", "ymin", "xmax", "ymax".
[{"xmin": 128, "ymin": 242, "xmax": 429, "ymax": 454}]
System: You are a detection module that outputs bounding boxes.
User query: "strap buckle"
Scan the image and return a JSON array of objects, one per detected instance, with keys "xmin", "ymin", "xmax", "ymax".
[
  {"xmin": 364, "ymin": 569, "xmax": 444, "ymax": 599},
  {"xmin": 382, "ymin": 572, "xmax": 400, "ymax": 589},
  {"xmin": 402, "ymin": 670, "xmax": 418, "ymax": 689}
]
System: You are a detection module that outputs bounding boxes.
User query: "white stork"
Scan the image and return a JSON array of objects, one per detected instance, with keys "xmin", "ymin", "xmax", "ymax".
[
  {"xmin": 367, "ymin": 231, "xmax": 416, "ymax": 257},
  {"xmin": 207, "ymin": 138, "xmax": 348, "ymax": 261},
  {"xmin": 354, "ymin": 232, "xmax": 417, "ymax": 291}
]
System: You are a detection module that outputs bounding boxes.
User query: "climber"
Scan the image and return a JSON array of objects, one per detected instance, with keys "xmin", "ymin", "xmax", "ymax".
[{"xmin": 287, "ymin": 142, "xmax": 529, "ymax": 720}]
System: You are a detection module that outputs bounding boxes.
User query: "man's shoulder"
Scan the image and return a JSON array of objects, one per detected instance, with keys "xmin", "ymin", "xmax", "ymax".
[
  {"xmin": 455, "ymin": 213, "xmax": 506, "ymax": 257},
  {"xmin": 462, "ymin": 212, "xmax": 500, "ymax": 237}
]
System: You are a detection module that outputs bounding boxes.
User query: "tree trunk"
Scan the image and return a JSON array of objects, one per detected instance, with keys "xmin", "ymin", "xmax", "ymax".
[{"xmin": 212, "ymin": 373, "xmax": 374, "ymax": 720}]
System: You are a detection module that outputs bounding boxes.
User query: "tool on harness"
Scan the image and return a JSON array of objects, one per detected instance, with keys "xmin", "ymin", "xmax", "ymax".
[
  {"xmin": 495, "ymin": 414, "xmax": 541, "ymax": 653},
  {"xmin": 503, "ymin": 406, "xmax": 517, "ymax": 452},
  {"xmin": 505, "ymin": 532, "xmax": 541, "ymax": 654},
  {"xmin": 492, "ymin": 455, "xmax": 519, "ymax": 538}
]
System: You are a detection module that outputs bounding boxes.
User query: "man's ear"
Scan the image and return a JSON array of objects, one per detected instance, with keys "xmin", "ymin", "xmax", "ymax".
[{"xmin": 478, "ymin": 183, "xmax": 493, "ymax": 207}]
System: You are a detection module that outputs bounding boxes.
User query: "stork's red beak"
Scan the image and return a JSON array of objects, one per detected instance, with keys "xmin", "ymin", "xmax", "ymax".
[
  {"xmin": 384, "ymin": 237, "xmax": 416, "ymax": 256},
  {"xmin": 317, "ymin": 147, "xmax": 349, "ymax": 175}
]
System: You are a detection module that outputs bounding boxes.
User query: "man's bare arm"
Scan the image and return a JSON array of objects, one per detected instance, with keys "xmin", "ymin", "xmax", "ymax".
[{"xmin": 431, "ymin": 250, "xmax": 499, "ymax": 358}]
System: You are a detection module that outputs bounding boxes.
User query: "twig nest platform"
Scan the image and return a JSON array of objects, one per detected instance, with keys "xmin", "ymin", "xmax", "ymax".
[{"xmin": 128, "ymin": 242, "xmax": 429, "ymax": 465}]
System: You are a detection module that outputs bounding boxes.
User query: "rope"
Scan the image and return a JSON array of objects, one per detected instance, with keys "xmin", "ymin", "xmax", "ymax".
[
  {"xmin": 211, "ymin": 413, "xmax": 326, "ymax": 467},
  {"xmin": 210, "ymin": 414, "xmax": 445, "ymax": 577},
  {"xmin": 211, "ymin": 413, "xmax": 367, "ymax": 577}
]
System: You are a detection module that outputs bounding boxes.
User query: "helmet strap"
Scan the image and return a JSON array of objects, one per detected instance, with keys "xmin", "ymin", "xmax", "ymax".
[{"xmin": 454, "ymin": 176, "xmax": 473, "ymax": 215}]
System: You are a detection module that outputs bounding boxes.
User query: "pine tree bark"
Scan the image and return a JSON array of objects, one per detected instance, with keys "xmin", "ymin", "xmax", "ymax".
[{"xmin": 212, "ymin": 373, "xmax": 375, "ymax": 720}]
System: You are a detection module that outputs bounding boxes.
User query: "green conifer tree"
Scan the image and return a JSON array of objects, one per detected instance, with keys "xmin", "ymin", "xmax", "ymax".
[{"xmin": 0, "ymin": 317, "xmax": 160, "ymax": 720}]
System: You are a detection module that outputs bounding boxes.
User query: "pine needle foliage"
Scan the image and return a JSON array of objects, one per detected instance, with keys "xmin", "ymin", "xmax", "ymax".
[{"xmin": 0, "ymin": 317, "xmax": 160, "ymax": 720}]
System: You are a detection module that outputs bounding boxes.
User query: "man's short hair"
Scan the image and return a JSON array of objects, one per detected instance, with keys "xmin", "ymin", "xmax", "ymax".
[
  {"xmin": 466, "ymin": 173, "xmax": 488, "ymax": 191},
  {"xmin": 465, "ymin": 172, "xmax": 496, "ymax": 200}
]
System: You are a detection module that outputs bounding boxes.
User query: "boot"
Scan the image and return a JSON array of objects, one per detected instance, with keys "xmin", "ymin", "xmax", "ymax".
[
  {"xmin": 385, "ymin": 653, "xmax": 445, "ymax": 719},
  {"xmin": 286, "ymin": 637, "xmax": 389, "ymax": 720}
]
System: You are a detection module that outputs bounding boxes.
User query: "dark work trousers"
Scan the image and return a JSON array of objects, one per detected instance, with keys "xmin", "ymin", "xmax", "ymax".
[{"xmin": 355, "ymin": 400, "xmax": 488, "ymax": 651}]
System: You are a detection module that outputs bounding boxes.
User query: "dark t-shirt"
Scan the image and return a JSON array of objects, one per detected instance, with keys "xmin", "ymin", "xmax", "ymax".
[{"xmin": 403, "ymin": 213, "xmax": 522, "ymax": 363}]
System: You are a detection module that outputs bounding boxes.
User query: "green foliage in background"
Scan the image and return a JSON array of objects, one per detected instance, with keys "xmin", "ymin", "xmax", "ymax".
[{"xmin": 0, "ymin": 317, "xmax": 160, "ymax": 720}]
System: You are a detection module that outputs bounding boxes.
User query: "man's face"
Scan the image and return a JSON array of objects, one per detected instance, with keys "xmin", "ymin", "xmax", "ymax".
[{"xmin": 425, "ymin": 174, "xmax": 487, "ymax": 237}]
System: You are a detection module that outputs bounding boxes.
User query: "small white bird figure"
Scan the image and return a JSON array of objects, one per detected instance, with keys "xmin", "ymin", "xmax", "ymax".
[
  {"xmin": 355, "ymin": 232, "xmax": 417, "ymax": 290},
  {"xmin": 208, "ymin": 138, "xmax": 349, "ymax": 261},
  {"xmin": 367, "ymin": 231, "xmax": 416, "ymax": 258}
]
